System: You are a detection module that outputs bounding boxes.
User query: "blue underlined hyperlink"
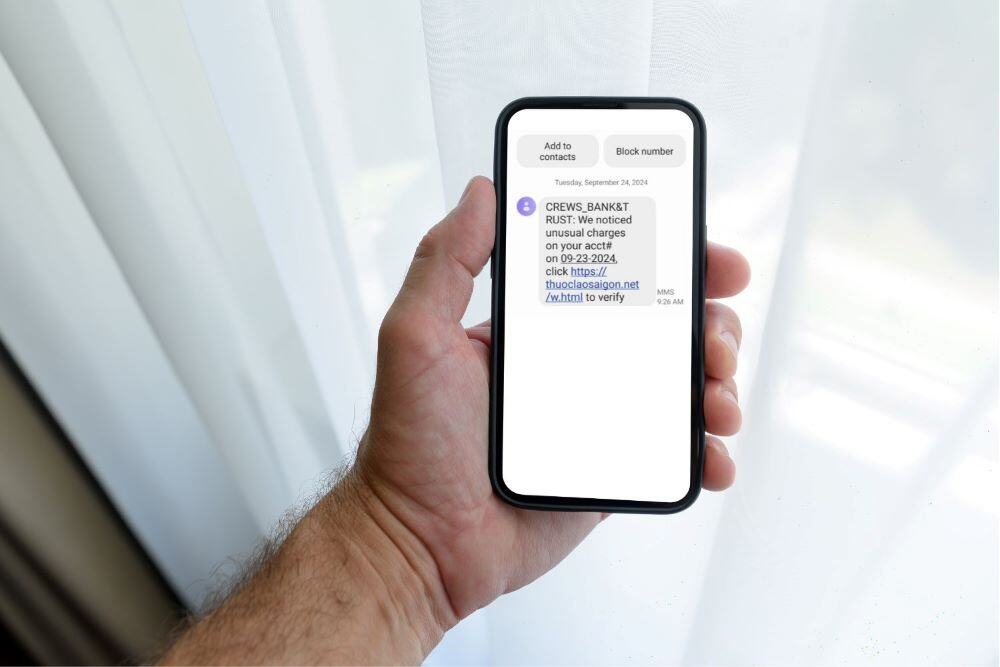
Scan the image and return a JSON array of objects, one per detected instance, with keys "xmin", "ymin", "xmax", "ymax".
[{"xmin": 543, "ymin": 279, "xmax": 640, "ymax": 291}]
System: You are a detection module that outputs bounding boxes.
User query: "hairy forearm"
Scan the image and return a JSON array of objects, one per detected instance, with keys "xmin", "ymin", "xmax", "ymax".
[{"xmin": 159, "ymin": 472, "xmax": 455, "ymax": 665}]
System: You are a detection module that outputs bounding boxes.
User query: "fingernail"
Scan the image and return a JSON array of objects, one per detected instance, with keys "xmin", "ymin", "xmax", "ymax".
[
  {"xmin": 709, "ymin": 438, "xmax": 730, "ymax": 458},
  {"xmin": 719, "ymin": 385, "xmax": 739, "ymax": 405},
  {"xmin": 719, "ymin": 331, "xmax": 739, "ymax": 360}
]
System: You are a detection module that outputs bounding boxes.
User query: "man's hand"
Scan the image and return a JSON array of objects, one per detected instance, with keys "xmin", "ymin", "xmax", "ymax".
[
  {"xmin": 160, "ymin": 176, "xmax": 749, "ymax": 665},
  {"xmin": 360, "ymin": 173, "xmax": 748, "ymax": 621}
]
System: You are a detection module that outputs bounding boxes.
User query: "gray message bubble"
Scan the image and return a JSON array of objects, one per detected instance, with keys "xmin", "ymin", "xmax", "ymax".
[
  {"xmin": 604, "ymin": 135, "xmax": 685, "ymax": 167},
  {"xmin": 539, "ymin": 197, "xmax": 655, "ymax": 306},
  {"xmin": 517, "ymin": 135, "xmax": 599, "ymax": 168}
]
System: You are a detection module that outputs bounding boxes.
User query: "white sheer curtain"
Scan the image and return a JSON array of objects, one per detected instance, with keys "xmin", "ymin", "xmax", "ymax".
[{"xmin": 0, "ymin": 0, "xmax": 995, "ymax": 663}]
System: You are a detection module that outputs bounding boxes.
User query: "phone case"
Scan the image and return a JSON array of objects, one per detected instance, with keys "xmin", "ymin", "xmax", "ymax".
[{"xmin": 489, "ymin": 97, "xmax": 707, "ymax": 514}]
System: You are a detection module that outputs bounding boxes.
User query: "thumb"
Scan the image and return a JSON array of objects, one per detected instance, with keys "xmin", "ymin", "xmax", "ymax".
[{"xmin": 392, "ymin": 176, "xmax": 495, "ymax": 324}]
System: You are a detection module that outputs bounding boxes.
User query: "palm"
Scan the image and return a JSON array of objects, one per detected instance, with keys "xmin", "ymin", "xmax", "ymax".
[{"xmin": 364, "ymin": 280, "xmax": 599, "ymax": 619}]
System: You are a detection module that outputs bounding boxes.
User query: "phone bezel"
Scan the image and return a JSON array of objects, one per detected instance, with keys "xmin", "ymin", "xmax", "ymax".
[{"xmin": 489, "ymin": 96, "xmax": 707, "ymax": 514}]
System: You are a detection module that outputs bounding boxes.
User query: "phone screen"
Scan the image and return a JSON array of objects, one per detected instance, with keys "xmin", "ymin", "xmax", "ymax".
[{"xmin": 494, "ymin": 103, "xmax": 701, "ymax": 507}]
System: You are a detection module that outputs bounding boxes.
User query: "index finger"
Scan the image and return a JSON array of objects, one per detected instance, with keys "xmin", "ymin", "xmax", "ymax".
[{"xmin": 707, "ymin": 242, "xmax": 750, "ymax": 298}]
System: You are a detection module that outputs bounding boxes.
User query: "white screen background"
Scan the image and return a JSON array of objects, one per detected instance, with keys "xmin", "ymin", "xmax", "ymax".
[{"xmin": 502, "ymin": 108, "xmax": 695, "ymax": 502}]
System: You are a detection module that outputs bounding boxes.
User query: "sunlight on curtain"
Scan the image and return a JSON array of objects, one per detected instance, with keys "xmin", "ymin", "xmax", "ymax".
[{"xmin": 0, "ymin": 0, "xmax": 995, "ymax": 662}]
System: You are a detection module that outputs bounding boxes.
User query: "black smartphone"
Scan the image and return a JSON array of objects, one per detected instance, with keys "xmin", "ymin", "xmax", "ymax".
[{"xmin": 489, "ymin": 97, "xmax": 706, "ymax": 514}]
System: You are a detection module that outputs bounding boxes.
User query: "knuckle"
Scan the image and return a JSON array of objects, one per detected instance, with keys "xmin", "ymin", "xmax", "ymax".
[
  {"xmin": 377, "ymin": 307, "xmax": 444, "ymax": 360},
  {"xmin": 414, "ymin": 229, "xmax": 440, "ymax": 262},
  {"xmin": 377, "ymin": 309, "xmax": 408, "ymax": 348}
]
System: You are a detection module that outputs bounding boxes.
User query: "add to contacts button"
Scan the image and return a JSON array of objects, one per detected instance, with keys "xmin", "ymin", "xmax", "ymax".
[
  {"xmin": 604, "ymin": 135, "xmax": 685, "ymax": 167},
  {"xmin": 517, "ymin": 135, "xmax": 599, "ymax": 167}
]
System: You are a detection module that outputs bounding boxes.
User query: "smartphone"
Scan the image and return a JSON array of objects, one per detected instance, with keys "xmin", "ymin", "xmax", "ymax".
[{"xmin": 489, "ymin": 97, "xmax": 706, "ymax": 514}]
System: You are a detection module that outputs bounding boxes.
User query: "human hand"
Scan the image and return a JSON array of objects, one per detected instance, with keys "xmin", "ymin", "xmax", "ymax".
[
  {"xmin": 357, "ymin": 176, "xmax": 750, "ymax": 630},
  {"xmin": 159, "ymin": 176, "xmax": 750, "ymax": 665}
]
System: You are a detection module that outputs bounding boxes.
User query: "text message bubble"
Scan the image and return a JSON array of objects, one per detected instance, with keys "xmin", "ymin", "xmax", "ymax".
[
  {"xmin": 539, "ymin": 197, "xmax": 655, "ymax": 305},
  {"xmin": 517, "ymin": 135, "xmax": 599, "ymax": 167},
  {"xmin": 604, "ymin": 135, "xmax": 685, "ymax": 167}
]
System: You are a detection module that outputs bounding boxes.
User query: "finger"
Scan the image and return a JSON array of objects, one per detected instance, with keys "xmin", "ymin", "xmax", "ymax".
[
  {"xmin": 702, "ymin": 436, "xmax": 735, "ymax": 491},
  {"xmin": 393, "ymin": 176, "xmax": 495, "ymax": 323},
  {"xmin": 704, "ymin": 377, "xmax": 741, "ymax": 436},
  {"xmin": 707, "ymin": 243, "xmax": 750, "ymax": 299},
  {"xmin": 705, "ymin": 301, "xmax": 742, "ymax": 379},
  {"xmin": 465, "ymin": 321, "xmax": 491, "ymax": 348}
]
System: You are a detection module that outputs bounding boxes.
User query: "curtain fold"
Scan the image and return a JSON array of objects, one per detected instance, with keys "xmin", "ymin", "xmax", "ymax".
[{"xmin": 0, "ymin": 38, "xmax": 259, "ymax": 607}]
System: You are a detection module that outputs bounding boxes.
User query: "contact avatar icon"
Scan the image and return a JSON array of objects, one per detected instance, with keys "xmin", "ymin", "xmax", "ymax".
[{"xmin": 516, "ymin": 196, "xmax": 536, "ymax": 216}]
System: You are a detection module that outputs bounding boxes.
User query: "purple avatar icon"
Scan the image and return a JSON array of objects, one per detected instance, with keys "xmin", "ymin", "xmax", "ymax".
[{"xmin": 516, "ymin": 196, "xmax": 536, "ymax": 216}]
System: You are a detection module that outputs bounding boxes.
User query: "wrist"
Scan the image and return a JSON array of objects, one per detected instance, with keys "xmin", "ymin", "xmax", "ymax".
[
  {"xmin": 162, "ymin": 468, "xmax": 455, "ymax": 664},
  {"xmin": 312, "ymin": 469, "xmax": 457, "ymax": 659}
]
